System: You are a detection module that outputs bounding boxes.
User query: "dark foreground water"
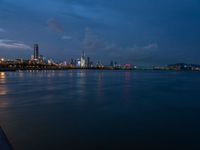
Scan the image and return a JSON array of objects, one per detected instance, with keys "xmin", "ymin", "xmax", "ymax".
[{"xmin": 0, "ymin": 70, "xmax": 200, "ymax": 150}]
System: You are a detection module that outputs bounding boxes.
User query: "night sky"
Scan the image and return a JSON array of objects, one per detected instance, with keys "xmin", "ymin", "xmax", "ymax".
[{"xmin": 0, "ymin": 0, "xmax": 200, "ymax": 65}]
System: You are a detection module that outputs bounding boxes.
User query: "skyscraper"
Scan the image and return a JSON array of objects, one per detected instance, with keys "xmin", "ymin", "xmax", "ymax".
[
  {"xmin": 34, "ymin": 44, "xmax": 39, "ymax": 59},
  {"xmin": 80, "ymin": 51, "xmax": 86, "ymax": 68},
  {"xmin": 110, "ymin": 60, "xmax": 114, "ymax": 67},
  {"xmin": 87, "ymin": 57, "xmax": 90, "ymax": 68}
]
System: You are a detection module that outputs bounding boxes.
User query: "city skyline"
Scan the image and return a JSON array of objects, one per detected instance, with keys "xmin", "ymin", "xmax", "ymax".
[
  {"xmin": 0, "ymin": 0, "xmax": 200, "ymax": 65},
  {"xmin": 0, "ymin": 43, "xmax": 133, "ymax": 71}
]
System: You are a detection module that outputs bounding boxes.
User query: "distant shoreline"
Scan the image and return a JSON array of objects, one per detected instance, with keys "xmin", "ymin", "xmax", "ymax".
[
  {"xmin": 1, "ymin": 68, "xmax": 200, "ymax": 72},
  {"xmin": 0, "ymin": 67, "xmax": 132, "ymax": 72}
]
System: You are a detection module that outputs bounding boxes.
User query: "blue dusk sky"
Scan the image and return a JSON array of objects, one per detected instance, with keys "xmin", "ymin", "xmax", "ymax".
[{"xmin": 0, "ymin": 0, "xmax": 200, "ymax": 65}]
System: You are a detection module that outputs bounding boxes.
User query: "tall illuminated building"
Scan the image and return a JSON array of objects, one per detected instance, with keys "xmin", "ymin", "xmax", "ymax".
[
  {"xmin": 34, "ymin": 44, "xmax": 39, "ymax": 59},
  {"xmin": 80, "ymin": 51, "xmax": 86, "ymax": 68}
]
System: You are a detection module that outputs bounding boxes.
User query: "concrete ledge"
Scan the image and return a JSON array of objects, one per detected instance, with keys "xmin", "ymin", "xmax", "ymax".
[{"xmin": 0, "ymin": 127, "xmax": 13, "ymax": 150}]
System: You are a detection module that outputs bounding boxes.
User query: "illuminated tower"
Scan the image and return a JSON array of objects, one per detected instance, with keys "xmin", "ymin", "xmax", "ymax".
[
  {"xmin": 34, "ymin": 44, "xmax": 39, "ymax": 59},
  {"xmin": 80, "ymin": 51, "xmax": 86, "ymax": 68}
]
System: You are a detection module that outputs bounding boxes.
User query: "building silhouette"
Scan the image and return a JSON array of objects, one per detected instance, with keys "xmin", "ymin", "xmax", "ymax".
[
  {"xmin": 87, "ymin": 57, "xmax": 90, "ymax": 67},
  {"xmin": 34, "ymin": 44, "xmax": 39, "ymax": 59}
]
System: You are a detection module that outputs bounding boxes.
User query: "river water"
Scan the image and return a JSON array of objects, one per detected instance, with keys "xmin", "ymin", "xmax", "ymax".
[{"xmin": 0, "ymin": 70, "xmax": 200, "ymax": 150}]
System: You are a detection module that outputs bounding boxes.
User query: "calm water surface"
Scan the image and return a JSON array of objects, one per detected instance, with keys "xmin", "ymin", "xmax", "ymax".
[{"xmin": 0, "ymin": 70, "xmax": 200, "ymax": 150}]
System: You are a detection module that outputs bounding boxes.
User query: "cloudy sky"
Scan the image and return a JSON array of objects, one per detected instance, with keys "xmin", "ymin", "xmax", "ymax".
[{"xmin": 0, "ymin": 0, "xmax": 200, "ymax": 65}]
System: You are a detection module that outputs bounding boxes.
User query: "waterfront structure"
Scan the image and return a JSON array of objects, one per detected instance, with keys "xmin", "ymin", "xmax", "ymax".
[
  {"xmin": 70, "ymin": 58, "xmax": 76, "ymax": 67},
  {"xmin": 0, "ymin": 127, "xmax": 13, "ymax": 150}
]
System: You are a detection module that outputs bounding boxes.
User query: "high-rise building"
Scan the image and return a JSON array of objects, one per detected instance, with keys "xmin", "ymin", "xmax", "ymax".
[
  {"xmin": 86, "ymin": 57, "xmax": 90, "ymax": 68},
  {"xmin": 110, "ymin": 60, "xmax": 114, "ymax": 67},
  {"xmin": 80, "ymin": 51, "xmax": 86, "ymax": 68},
  {"xmin": 34, "ymin": 44, "xmax": 39, "ymax": 59},
  {"xmin": 114, "ymin": 61, "xmax": 117, "ymax": 67}
]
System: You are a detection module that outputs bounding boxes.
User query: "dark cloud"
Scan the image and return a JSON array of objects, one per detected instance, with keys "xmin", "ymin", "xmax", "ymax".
[
  {"xmin": 0, "ymin": 39, "xmax": 31, "ymax": 50},
  {"xmin": 83, "ymin": 27, "xmax": 106, "ymax": 51},
  {"xmin": 0, "ymin": 0, "xmax": 200, "ymax": 64},
  {"xmin": 82, "ymin": 28, "xmax": 158, "ymax": 64},
  {"xmin": 62, "ymin": 35, "xmax": 72, "ymax": 40},
  {"xmin": 0, "ymin": 28, "xmax": 5, "ymax": 32},
  {"xmin": 47, "ymin": 18, "xmax": 64, "ymax": 33}
]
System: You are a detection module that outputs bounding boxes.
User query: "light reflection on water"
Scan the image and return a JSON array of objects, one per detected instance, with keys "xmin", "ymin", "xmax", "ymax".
[
  {"xmin": 0, "ymin": 72, "xmax": 6, "ymax": 81},
  {"xmin": 0, "ymin": 72, "xmax": 9, "ymax": 108},
  {"xmin": 0, "ymin": 100, "xmax": 9, "ymax": 108},
  {"xmin": 0, "ymin": 72, "xmax": 7, "ymax": 95}
]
